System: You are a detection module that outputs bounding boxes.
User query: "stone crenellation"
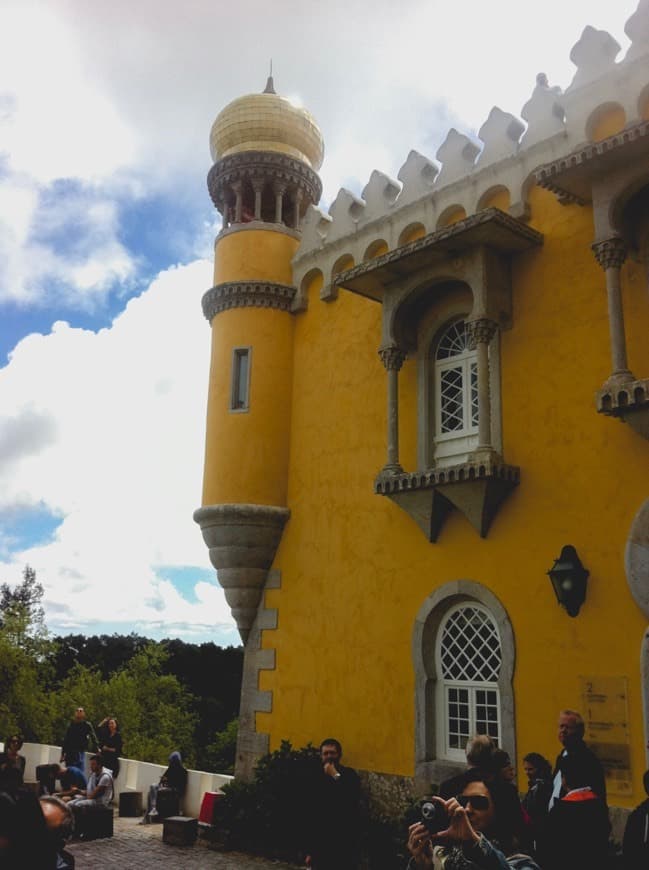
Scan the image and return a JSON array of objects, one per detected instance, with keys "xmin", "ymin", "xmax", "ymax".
[{"xmin": 292, "ymin": 1, "xmax": 649, "ymax": 307}]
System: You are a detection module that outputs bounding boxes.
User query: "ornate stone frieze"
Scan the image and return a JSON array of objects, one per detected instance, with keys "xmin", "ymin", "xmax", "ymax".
[
  {"xmin": 466, "ymin": 317, "xmax": 498, "ymax": 349},
  {"xmin": 378, "ymin": 344, "xmax": 405, "ymax": 371},
  {"xmin": 201, "ymin": 282, "xmax": 297, "ymax": 321},
  {"xmin": 535, "ymin": 120, "xmax": 649, "ymax": 205},
  {"xmin": 592, "ymin": 237, "xmax": 627, "ymax": 270},
  {"xmin": 334, "ymin": 208, "xmax": 543, "ymax": 288},
  {"xmin": 375, "ymin": 458, "xmax": 520, "ymax": 540},
  {"xmin": 208, "ymin": 150, "xmax": 322, "ymax": 212}
]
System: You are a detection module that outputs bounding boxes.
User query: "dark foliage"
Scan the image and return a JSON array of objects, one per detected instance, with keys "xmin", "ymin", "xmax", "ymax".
[{"xmin": 214, "ymin": 740, "xmax": 320, "ymax": 861}]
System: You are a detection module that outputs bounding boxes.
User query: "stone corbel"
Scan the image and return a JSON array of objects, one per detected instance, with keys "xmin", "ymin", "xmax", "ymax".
[{"xmin": 375, "ymin": 457, "xmax": 519, "ymax": 541}]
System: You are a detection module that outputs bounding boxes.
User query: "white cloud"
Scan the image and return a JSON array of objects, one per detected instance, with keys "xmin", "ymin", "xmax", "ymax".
[{"xmin": 0, "ymin": 259, "xmax": 237, "ymax": 640}]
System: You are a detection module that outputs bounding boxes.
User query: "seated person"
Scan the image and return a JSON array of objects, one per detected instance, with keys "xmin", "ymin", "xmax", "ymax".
[
  {"xmin": 67, "ymin": 754, "xmax": 113, "ymax": 811},
  {"xmin": 407, "ymin": 770, "xmax": 540, "ymax": 869},
  {"xmin": 40, "ymin": 795, "xmax": 75, "ymax": 869},
  {"xmin": 146, "ymin": 751, "xmax": 188, "ymax": 819},
  {"xmin": 0, "ymin": 735, "xmax": 26, "ymax": 794},
  {"xmin": 45, "ymin": 764, "xmax": 87, "ymax": 800}
]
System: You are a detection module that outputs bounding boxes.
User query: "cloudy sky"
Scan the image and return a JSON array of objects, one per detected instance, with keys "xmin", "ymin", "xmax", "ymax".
[{"xmin": 0, "ymin": 0, "xmax": 640, "ymax": 645}]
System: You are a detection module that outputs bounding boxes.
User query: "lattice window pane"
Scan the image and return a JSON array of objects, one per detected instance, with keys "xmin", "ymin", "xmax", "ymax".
[
  {"xmin": 470, "ymin": 361, "xmax": 479, "ymax": 427},
  {"xmin": 436, "ymin": 320, "xmax": 469, "ymax": 360},
  {"xmin": 474, "ymin": 688, "xmax": 500, "ymax": 739},
  {"xmin": 440, "ymin": 366, "xmax": 464, "ymax": 432},
  {"xmin": 439, "ymin": 607, "xmax": 502, "ymax": 681},
  {"xmin": 447, "ymin": 686, "xmax": 470, "ymax": 748}
]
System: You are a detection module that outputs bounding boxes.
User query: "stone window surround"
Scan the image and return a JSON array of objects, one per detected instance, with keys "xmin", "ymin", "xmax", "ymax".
[
  {"xmin": 417, "ymin": 298, "xmax": 503, "ymax": 470},
  {"xmin": 229, "ymin": 346, "xmax": 252, "ymax": 413},
  {"xmin": 412, "ymin": 580, "xmax": 516, "ymax": 791}
]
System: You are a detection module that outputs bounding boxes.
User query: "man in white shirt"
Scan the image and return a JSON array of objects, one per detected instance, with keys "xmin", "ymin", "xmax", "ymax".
[{"xmin": 67, "ymin": 754, "xmax": 113, "ymax": 808}]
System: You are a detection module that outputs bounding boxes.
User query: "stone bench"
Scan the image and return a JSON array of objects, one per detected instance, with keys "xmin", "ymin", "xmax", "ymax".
[
  {"xmin": 162, "ymin": 815, "xmax": 198, "ymax": 846},
  {"xmin": 119, "ymin": 790, "xmax": 143, "ymax": 817},
  {"xmin": 73, "ymin": 805, "xmax": 114, "ymax": 840}
]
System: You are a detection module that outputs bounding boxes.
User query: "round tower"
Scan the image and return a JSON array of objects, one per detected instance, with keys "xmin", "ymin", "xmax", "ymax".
[{"xmin": 194, "ymin": 77, "xmax": 324, "ymax": 644}]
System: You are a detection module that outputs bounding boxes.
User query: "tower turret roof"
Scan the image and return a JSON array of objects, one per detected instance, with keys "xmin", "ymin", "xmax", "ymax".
[{"xmin": 210, "ymin": 80, "xmax": 324, "ymax": 171}]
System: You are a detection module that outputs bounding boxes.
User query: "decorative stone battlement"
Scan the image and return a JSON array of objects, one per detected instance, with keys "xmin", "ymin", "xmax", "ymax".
[{"xmin": 292, "ymin": 1, "xmax": 649, "ymax": 303}]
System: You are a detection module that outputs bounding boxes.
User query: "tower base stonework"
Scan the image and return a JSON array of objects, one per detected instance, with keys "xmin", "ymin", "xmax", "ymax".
[{"xmin": 193, "ymin": 504, "xmax": 289, "ymax": 644}]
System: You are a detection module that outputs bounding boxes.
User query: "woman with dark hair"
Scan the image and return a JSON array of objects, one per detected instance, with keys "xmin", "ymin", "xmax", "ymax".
[
  {"xmin": 97, "ymin": 717, "xmax": 122, "ymax": 780},
  {"xmin": 521, "ymin": 752, "xmax": 553, "ymax": 857},
  {"xmin": 407, "ymin": 771, "xmax": 540, "ymax": 869},
  {"xmin": 0, "ymin": 736, "xmax": 25, "ymax": 793}
]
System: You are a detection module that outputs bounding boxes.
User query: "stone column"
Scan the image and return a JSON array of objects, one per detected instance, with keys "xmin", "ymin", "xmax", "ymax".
[
  {"xmin": 252, "ymin": 179, "xmax": 264, "ymax": 220},
  {"xmin": 592, "ymin": 237, "xmax": 634, "ymax": 382},
  {"xmin": 232, "ymin": 181, "xmax": 243, "ymax": 224},
  {"xmin": 274, "ymin": 183, "xmax": 286, "ymax": 224},
  {"xmin": 378, "ymin": 344, "xmax": 405, "ymax": 474},
  {"xmin": 294, "ymin": 188, "xmax": 304, "ymax": 230},
  {"xmin": 220, "ymin": 185, "xmax": 230, "ymax": 229},
  {"xmin": 467, "ymin": 318, "xmax": 498, "ymax": 453}
]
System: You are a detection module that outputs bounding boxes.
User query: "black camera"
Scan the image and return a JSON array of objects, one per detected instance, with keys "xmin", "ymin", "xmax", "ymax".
[{"xmin": 419, "ymin": 799, "xmax": 448, "ymax": 835}]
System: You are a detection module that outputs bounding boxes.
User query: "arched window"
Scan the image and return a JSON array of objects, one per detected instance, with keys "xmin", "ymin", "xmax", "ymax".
[
  {"xmin": 434, "ymin": 320, "xmax": 479, "ymax": 464},
  {"xmin": 436, "ymin": 603, "xmax": 502, "ymax": 761},
  {"xmin": 413, "ymin": 582, "xmax": 515, "ymax": 787}
]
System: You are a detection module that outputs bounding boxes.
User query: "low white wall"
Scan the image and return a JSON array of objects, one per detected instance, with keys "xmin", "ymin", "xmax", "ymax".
[{"xmin": 15, "ymin": 742, "xmax": 233, "ymax": 819}]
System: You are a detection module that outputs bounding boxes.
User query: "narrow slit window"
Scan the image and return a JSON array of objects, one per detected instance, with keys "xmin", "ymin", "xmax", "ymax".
[{"xmin": 230, "ymin": 347, "xmax": 251, "ymax": 411}]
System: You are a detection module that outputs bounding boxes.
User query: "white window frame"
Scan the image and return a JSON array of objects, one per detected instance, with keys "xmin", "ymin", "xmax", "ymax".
[
  {"xmin": 435, "ymin": 602, "xmax": 502, "ymax": 762},
  {"xmin": 230, "ymin": 346, "xmax": 251, "ymax": 412},
  {"xmin": 433, "ymin": 320, "xmax": 479, "ymax": 465}
]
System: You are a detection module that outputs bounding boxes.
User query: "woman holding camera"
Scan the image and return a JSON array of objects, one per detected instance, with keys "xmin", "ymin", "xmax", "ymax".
[{"xmin": 407, "ymin": 771, "xmax": 540, "ymax": 870}]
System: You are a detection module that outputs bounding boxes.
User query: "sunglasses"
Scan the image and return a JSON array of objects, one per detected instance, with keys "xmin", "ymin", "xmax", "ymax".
[{"xmin": 457, "ymin": 794, "xmax": 490, "ymax": 810}]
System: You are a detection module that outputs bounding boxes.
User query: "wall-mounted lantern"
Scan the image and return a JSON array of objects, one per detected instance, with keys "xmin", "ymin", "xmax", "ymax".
[{"xmin": 547, "ymin": 545, "xmax": 589, "ymax": 617}]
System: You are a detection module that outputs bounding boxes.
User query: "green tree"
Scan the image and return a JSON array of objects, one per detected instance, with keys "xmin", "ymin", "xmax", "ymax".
[
  {"xmin": 52, "ymin": 643, "xmax": 198, "ymax": 766},
  {"xmin": 0, "ymin": 566, "xmax": 53, "ymax": 741},
  {"xmin": 201, "ymin": 717, "xmax": 238, "ymax": 774}
]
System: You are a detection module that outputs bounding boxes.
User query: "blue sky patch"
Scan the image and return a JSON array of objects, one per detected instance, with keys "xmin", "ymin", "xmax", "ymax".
[
  {"xmin": 154, "ymin": 564, "xmax": 215, "ymax": 605},
  {"xmin": 0, "ymin": 502, "xmax": 63, "ymax": 558}
]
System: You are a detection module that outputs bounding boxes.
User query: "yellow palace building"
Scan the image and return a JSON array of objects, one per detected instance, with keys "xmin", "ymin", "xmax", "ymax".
[{"xmin": 194, "ymin": 1, "xmax": 649, "ymax": 825}]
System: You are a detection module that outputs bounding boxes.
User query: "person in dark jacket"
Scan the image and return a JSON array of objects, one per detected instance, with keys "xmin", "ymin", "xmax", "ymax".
[
  {"xmin": 0, "ymin": 735, "xmax": 26, "ymax": 794},
  {"xmin": 549, "ymin": 709, "xmax": 606, "ymax": 807},
  {"xmin": 305, "ymin": 738, "xmax": 361, "ymax": 870},
  {"xmin": 622, "ymin": 769, "xmax": 649, "ymax": 869},
  {"xmin": 61, "ymin": 708, "xmax": 97, "ymax": 770},
  {"xmin": 545, "ymin": 750, "xmax": 610, "ymax": 870},
  {"xmin": 521, "ymin": 752, "xmax": 553, "ymax": 856},
  {"xmin": 96, "ymin": 717, "xmax": 122, "ymax": 780}
]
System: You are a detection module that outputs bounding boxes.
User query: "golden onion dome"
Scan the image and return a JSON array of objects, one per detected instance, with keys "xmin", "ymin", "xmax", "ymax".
[{"xmin": 210, "ymin": 77, "xmax": 324, "ymax": 171}]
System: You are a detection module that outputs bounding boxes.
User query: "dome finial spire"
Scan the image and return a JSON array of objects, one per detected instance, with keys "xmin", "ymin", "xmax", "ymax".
[{"xmin": 263, "ymin": 59, "xmax": 276, "ymax": 94}]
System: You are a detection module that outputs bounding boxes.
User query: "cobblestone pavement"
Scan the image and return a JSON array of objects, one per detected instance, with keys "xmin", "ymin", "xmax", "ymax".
[{"xmin": 67, "ymin": 816, "xmax": 300, "ymax": 869}]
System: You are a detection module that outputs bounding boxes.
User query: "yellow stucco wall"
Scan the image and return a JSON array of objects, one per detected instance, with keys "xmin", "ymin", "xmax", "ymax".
[
  {"xmin": 201, "ymin": 228, "xmax": 298, "ymax": 507},
  {"xmin": 254, "ymin": 186, "xmax": 649, "ymax": 805}
]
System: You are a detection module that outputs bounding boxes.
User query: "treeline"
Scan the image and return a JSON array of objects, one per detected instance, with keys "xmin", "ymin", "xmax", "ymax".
[{"xmin": 0, "ymin": 566, "xmax": 243, "ymax": 773}]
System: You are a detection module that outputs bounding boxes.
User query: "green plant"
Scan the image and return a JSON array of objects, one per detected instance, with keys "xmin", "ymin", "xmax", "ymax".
[{"xmin": 214, "ymin": 740, "xmax": 320, "ymax": 861}]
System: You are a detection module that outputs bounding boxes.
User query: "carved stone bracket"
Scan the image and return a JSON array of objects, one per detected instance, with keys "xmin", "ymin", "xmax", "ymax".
[
  {"xmin": 596, "ymin": 377, "xmax": 649, "ymax": 439},
  {"xmin": 466, "ymin": 317, "xmax": 498, "ymax": 349},
  {"xmin": 592, "ymin": 236, "xmax": 627, "ymax": 270},
  {"xmin": 201, "ymin": 281, "xmax": 297, "ymax": 321},
  {"xmin": 378, "ymin": 344, "xmax": 406, "ymax": 371},
  {"xmin": 375, "ymin": 458, "xmax": 519, "ymax": 540}
]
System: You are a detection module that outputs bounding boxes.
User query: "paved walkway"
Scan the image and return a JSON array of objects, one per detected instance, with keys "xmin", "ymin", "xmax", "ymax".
[{"xmin": 67, "ymin": 815, "xmax": 299, "ymax": 869}]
